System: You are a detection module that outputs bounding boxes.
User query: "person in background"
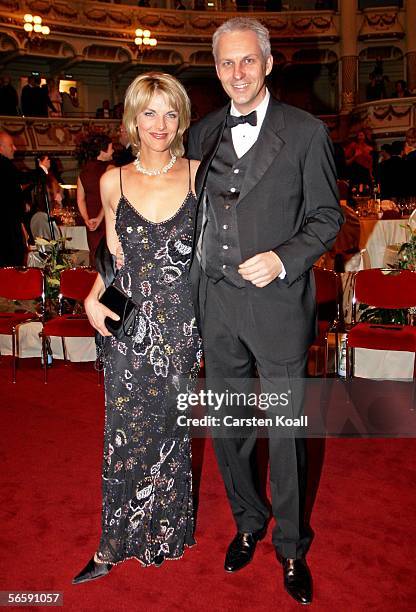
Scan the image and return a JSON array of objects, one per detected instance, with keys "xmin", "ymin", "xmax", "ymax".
[
  {"xmin": 61, "ymin": 87, "xmax": 79, "ymax": 116},
  {"xmin": 113, "ymin": 123, "xmax": 135, "ymax": 167},
  {"xmin": 345, "ymin": 130, "xmax": 374, "ymax": 187},
  {"xmin": 40, "ymin": 78, "xmax": 57, "ymax": 117},
  {"xmin": 96, "ymin": 99, "xmax": 113, "ymax": 119},
  {"xmin": 378, "ymin": 141, "xmax": 406, "ymax": 199},
  {"xmin": 29, "ymin": 155, "xmax": 62, "ymax": 241},
  {"xmin": 391, "ymin": 79, "xmax": 411, "ymax": 98},
  {"xmin": 20, "ymin": 75, "xmax": 37, "ymax": 116},
  {"xmin": 113, "ymin": 102, "xmax": 124, "ymax": 120},
  {"xmin": 403, "ymin": 128, "xmax": 416, "ymax": 196},
  {"xmin": 46, "ymin": 78, "xmax": 62, "ymax": 117},
  {"xmin": 0, "ymin": 76, "xmax": 19, "ymax": 116},
  {"xmin": 0, "ymin": 131, "xmax": 48, "ymax": 265},
  {"xmin": 76, "ymin": 133, "xmax": 114, "ymax": 266}
]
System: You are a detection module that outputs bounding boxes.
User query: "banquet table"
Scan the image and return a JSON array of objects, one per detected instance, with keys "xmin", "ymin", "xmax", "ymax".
[
  {"xmin": 315, "ymin": 215, "xmax": 415, "ymax": 378},
  {"xmin": 359, "ymin": 217, "xmax": 408, "ymax": 269},
  {"xmin": 0, "ymin": 322, "xmax": 96, "ymax": 362},
  {"xmin": 59, "ymin": 225, "xmax": 89, "ymax": 251}
]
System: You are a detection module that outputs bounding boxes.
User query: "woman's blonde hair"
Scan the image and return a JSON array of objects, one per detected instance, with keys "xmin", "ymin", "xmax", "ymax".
[{"xmin": 123, "ymin": 72, "xmax": 191, "ymax": 158}]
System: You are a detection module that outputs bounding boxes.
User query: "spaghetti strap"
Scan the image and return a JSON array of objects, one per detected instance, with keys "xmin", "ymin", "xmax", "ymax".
[
  {"xmin": 119, "ymin": 167, "xmax": 124, "ymax": 197},
  {"xmin": 188, "ymin": 158, "xmax": 191, "ymax": 193}
]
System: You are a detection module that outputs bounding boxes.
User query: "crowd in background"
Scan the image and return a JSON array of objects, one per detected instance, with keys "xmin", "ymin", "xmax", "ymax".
[
  {"xmin": 365, "ymin": 59, "xmax": 414, "ymax": 102},
  {"xmin": 0, "ymin": 75, "xmax": 82, "ymax": 117},
  {"xmin": 336, "ymin": 127, "xmax": 416, "ymax": 200}
]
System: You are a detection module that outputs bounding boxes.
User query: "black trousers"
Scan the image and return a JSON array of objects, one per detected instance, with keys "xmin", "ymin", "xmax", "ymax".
[{"xmin": 200, "ymin": 274, "xmax": 312, "ymax": 559}]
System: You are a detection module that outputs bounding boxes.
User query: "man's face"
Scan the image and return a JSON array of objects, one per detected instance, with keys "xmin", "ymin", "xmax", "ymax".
[
  {"xmin": 0, "ymin": 133, "xmax": 16, "ymax": 159},
  {"xmin": 215, "ymin": 29, "xmax": 273, "ymax": 114}
]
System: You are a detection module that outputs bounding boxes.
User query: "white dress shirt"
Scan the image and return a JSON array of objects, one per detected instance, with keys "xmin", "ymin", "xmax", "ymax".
[
  {"xmin": 230, "ymin": 89, "xmax": 270, "ymax": 158},
  {"xmin": 229, "ymin": 89, "xmax": 286, "ymax": 279}
]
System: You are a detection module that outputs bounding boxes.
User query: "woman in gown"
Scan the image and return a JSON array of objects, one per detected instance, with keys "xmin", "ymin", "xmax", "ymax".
[
  {"xmin": 73, "ymin": 73, "xmax": 201, "ymax": 584},
  {"xmin": 76, "ymin": 133, "xmax": 114, "ymax": 266}
]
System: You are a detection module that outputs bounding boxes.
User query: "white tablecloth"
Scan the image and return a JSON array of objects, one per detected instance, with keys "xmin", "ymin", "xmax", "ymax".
[
  {"xmin": 0, "ymin": 322, "xmax": 96, "ymax": 362},
  {"xmin": 359, "ymin": 218, "xmax": 408, "ymax": 269},
  {"xmin": 59, "ymin": 225, "xmax": 89, "ymax": 251}
]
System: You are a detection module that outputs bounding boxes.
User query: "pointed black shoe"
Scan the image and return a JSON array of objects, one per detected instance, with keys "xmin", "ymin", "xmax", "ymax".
[
  {"xmin": 72, "ymin": 556, "xmax": 113, "ymax": 585},
  {"xmin": 280, "ymin": 557, "xmax": 312, "ymax": 605},
  {"xmin": 224, "ymin": 526, "xmax": 267, "ymax": 573}
]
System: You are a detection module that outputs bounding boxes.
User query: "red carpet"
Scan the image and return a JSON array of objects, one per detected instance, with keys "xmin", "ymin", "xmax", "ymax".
[{"xmin": 0, "ymin": 358, "xmax": 415, "ymax": 611}]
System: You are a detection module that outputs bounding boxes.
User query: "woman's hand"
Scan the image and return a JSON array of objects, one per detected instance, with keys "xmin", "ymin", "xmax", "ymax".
[
  {"xmin": 84, "ymin": 294, "xmax": 119, "ymax": 337},
  {"xmin": 86, "ymin": 217, "xmax": 99, "ymax": 231},
  {"xmin": 115, "ymin": 244, "xmax": 124, "ymax": 270}
]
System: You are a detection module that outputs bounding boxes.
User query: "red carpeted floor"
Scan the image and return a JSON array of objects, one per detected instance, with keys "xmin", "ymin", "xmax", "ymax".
[{"xmin": 0, "ymin": 358, "xmax": 415, "ymax": 611}]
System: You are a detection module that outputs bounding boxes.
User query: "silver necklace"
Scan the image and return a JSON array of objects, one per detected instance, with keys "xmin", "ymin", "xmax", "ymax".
[{"xmin": 134, "ymin": 152, "xmax": 177, "ymax": 176}]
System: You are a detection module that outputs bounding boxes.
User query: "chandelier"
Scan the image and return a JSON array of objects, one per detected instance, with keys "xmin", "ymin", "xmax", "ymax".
[
  {"xmin": 23, "ymin": 14, "xmax": 50, "ymax": 37},
  {"xmin": 134, "ymin": 28, "xmax": 157, "ymax": 49}
]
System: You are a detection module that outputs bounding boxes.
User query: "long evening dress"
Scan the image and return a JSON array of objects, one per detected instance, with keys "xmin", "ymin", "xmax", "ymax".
[
  {"xmin": 96, "ymin": 163, "xmax": 201, "ymax": 567},
  {"xmin": 78, "ymin": 159, "xmax": 110, "ymax": 266}
]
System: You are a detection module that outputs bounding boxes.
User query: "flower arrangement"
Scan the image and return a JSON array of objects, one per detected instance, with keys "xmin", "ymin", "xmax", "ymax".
[
  {"xmin": 359, "ymin": 224, "xmax": 416, "ymax": 325},
  {"xmin": 34, "ymin": 236, "xmax": 72, "ymax": 303},
  {"xmin": 397, "ymin": 225, "xmax": 416, "ymax": 271}
]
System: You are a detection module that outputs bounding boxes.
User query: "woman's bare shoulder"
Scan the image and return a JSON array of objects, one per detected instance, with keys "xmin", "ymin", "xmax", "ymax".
[{"xmin": 100, "ymin": 164, "xmax": 120, "ymax": 186}]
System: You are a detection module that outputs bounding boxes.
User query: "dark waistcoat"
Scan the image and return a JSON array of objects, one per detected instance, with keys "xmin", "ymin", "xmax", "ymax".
[{"xmin": 202, "ymin": 126, "xmax": 257, "ymax": 288}]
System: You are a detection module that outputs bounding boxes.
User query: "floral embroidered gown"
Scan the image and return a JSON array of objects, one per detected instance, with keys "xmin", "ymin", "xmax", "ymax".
[{"xmin": 96, "ymin": 165, "xmax": 201, "ymax": 567}]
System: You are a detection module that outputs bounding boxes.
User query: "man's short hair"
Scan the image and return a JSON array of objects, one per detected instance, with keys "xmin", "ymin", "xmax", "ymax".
[{"xmin": 212, "ymin": 17, "xmax": 271, "ymax": 63}]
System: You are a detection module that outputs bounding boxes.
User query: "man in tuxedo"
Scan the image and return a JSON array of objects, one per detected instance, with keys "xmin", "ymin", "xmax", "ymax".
[
  {"xmin": 187, "ymin": 17, "xmax": 342, "ymax": 605},
  {"xmin": 0, "ymin": 131, "xmax": 48, "ymax": 266}
]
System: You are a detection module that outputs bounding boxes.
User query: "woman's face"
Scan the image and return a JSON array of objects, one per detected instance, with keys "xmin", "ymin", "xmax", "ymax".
[
  {"xmin": 136, "ymin": 91, "xmax": 179, "ymax": 154},
  {"xmin": 357, "ymin": 131, "xmax": 366, "ymax": 143}
]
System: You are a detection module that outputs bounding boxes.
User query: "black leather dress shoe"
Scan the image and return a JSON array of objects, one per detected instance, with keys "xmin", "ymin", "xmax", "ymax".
[
  {"xmin": 224, "ymin": 527, "xmax": 266, "ymax": 573},
  {"xmin": 72, "ymin": 556, "xmax": 113, "ymax": 585},
  {"xmin": 153, "ymin": 554, "xmax": 165, "ymax": 568},
  {"xmin": 280, "ymin": 557, "xmax": 312, "ymax": 605}
]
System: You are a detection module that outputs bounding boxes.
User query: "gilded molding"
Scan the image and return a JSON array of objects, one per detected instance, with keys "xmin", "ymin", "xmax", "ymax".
[{"xmin": 358, "ymin": 9, "xmax": 404, "ymax": 40}]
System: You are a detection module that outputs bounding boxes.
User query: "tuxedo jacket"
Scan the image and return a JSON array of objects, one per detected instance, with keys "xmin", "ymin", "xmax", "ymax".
[
  {"xmin": 0, "ymin": 155, "xmax": 42, "ymax": 266},
  {"xmin": 187, "ymin": 96, "xmax": 343, "ymax": 357}
]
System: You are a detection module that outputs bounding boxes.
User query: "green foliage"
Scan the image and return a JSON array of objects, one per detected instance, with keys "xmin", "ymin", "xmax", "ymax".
[
  {"xmin": 397, "ymin": 225, "xmax": 416, "ymax": 271},
  {"xmin": 359, "ymin": 226, "xmax": 415, "ymax": 325},
  {"xmin": 34, "ymin": 237, "xmax": 72, "ymax": 301}
]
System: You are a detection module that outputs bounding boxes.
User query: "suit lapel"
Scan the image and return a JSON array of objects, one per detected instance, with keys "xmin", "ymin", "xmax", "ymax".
[
  {"xmin": 238, "ymin": 97, "xmax": 285, "ymax": 203},
  {"xmin": 195, "ymin": 105, "xmax": 229, "ymax": 196}
]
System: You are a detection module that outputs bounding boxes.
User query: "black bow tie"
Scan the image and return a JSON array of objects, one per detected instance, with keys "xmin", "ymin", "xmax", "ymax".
[{"xmin": 226, "ymin": 111, "xmax": 257, "ymax": 128}]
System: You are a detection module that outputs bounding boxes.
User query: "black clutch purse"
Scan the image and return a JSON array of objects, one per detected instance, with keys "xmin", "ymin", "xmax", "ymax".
[{"xmin": 99, "ymin": 284, "xmax": 140, "ymax": 339}]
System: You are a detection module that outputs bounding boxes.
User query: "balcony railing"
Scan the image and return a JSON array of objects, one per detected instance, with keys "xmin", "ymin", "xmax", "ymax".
[
  {"xmin": 94, "ymin": 0, "xmax": 338, "ymax": 10},
  {"xmin": 1, "ymin": 97, "xmax": 415, "ymax": 160}
]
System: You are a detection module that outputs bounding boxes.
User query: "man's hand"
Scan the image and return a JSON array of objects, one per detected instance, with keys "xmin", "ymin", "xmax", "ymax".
[{"xmin": 238, "ymin": 251, "xmax": 283, "ymax": 288}]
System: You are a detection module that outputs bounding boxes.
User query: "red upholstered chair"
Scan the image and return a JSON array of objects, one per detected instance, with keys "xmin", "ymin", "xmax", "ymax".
[
  {"xmin": 0, "ymin": 267, "xmax": 45, "ymax": 382},
  {"xmin": 312, "ymin": 266, "xmax": 341, "ymax": 376},
  {"xmin": 40, "ymin": 267, "xmax": 98, "ymax": 382},
  {"xmin": 346, "ymin": 269, "xmax": 416, "ymax": 378}
]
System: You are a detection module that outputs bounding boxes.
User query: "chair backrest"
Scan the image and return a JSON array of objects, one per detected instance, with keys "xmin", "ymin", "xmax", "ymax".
[
  {"xmin": 0, "ymin": 267, "xmax": 44, "ymax": 300},
  {"xmin": 313, "ymin": 266, "xmax": 340, "ymax": 323},
  {"xmin": 59, "ymin": 267, "xmax": 97, "ymax": 301},
  {"xmin": 313, "ymin": 267, "xmax": 339, "ymax": 304},
  {"xmin": 354, "ymin": 268, "xmax": 416, "ymax": 309}
]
